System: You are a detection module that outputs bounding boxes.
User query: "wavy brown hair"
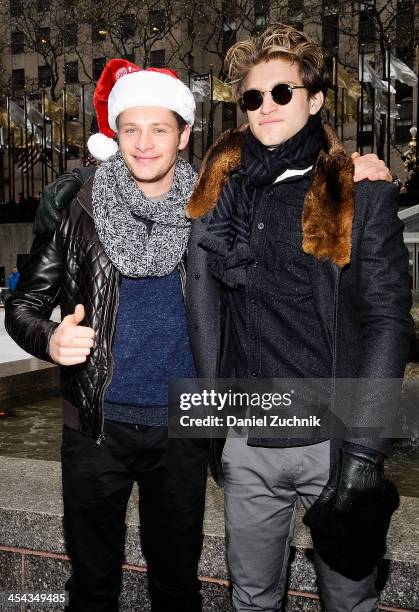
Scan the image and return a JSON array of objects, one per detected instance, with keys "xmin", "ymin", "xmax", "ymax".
[{"xmin": 225, "ymin": 23, "xmax": 327, "ymax": 102}]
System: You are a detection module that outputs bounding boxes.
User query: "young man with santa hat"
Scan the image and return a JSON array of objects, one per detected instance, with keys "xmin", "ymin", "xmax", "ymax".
[{"xmin": 5, "ymin": 59, "xmax": 208, "ymax": 612}]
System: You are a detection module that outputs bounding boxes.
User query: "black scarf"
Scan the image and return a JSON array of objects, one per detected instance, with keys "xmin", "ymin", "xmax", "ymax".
[{"xmin": 199, "ymin": 113, "xmax": 325, "ymax": 287}]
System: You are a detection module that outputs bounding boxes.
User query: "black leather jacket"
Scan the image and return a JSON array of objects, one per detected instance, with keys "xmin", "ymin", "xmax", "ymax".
[{"xmin": 5, "ymin": 176, "xmax": 186, "ymax": 443}]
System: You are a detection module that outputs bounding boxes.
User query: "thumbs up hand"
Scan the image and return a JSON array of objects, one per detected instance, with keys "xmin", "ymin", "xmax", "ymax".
[{"xmin": 48, "ymin": 304, "xmax": 96, "ymax": 365}]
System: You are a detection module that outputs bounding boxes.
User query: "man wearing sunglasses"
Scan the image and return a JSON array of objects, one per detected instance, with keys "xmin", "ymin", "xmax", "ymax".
[{"xmin": 184, "ymin": 23, "xmax": 412, "ymax": 612}]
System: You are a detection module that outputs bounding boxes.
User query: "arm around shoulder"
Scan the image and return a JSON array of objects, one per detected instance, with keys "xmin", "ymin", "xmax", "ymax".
[{"xmin": 355, "ymin": 179, "xmax": 413, "ymax": 376}]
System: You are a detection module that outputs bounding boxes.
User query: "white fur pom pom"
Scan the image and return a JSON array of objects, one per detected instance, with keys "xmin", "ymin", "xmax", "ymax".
[{"xmin": 87, "ymin": 133, "xmax": 118, "ymax": 161}]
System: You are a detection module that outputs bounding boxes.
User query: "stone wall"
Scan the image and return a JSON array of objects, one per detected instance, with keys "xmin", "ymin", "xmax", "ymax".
[{"xmin": 0, "ymin": 457, "xmax": 417, "ymax": 612}]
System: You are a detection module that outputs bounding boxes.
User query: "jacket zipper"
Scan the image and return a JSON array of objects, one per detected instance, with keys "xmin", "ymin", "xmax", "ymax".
[{"xmin": 95, "ymin": 270, "xmax": 121, "ymax": 446}]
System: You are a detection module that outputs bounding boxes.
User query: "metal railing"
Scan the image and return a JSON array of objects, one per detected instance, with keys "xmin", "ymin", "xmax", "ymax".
[{"xmin": 404, "ymin": 232, "xmax": 419, "ymax": 291}]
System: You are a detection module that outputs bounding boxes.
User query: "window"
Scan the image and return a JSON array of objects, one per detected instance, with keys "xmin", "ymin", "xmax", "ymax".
[
  {"xmin": 12, "ymin": 68, "xmax": 25, "ymax": 92},
  {"xmin": 222, "ymin": 19, "xmax": 237, "ymax": 54},
  {"xmin": 359, "ymin": 6, "xmax": 375, "ymax": 50},
  {"xmin": 10, "ymin": 0, "xmax": 23, "ymax": 17},
  {"xmin": 322, "ymin": 13, "xmax": 339, "ymax": 76},
  {"xmin": 11, "ymin": 31, "xmax": 24, "ymax": 55},
  {"xmin": 36, "ymin": 27, "xmax": 50, "ymax": 50},
  {"xmin": 92, "ymin": 57, "xmax": 106, "ymax": 81},
  {"xmin": 222, "ymin": 102, "xmax": 237, "ymax": 131},
  {"xmin": 254, "ymin": 0, "xmax": 269, "ymax": 32},
  {"xmin": 37, "ymin": 0, "xmax": 50, "ymax": 11},
  {"xmin": 323, "ymin": 0, "xmax": 338, "ymax": 15},
  {"xmin": 38, "ymin": 65, "xmax": 52, "ymax": 88},
  {"xmin": 150, "ymin": 10, "xmax": 165, "ymax": 33},
  {"xmin": 120, "ymin": 15, "xmax": 136, "ymax": 40},
  {"xmin": 150, "ymin": 49, "xmax": 165, "ymax": 68},
  {"xmin": 288, "ymin": 0, "xmax": 303, "ymax": 30},
  {"xmin": 65, "ymin": 60, "xmax": 79, "ymax": 84},
  {"xmin": 63, "ymin": 23, "xmax": 78, "ymax": 47},
  {"xmin": 92, "ymin": 22, "xmax": 108, "ymax": 43}
]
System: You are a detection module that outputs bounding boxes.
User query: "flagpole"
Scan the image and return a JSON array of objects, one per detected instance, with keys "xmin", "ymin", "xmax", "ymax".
[
  {"xmin": 23, "ymin": 93, "xmax": 29, "ymax": 197},
  {"xmin": 50, "ymin": 119, "xmax": 54, "ymax": 180},
  {"xmin": 19, "ymin": 126, "xmax": 24, "ymax": 196},
  {"xmin": 30, "ymin": 123, "xmax": 35, "ymax": 197},
  {"xmin": 333, "ymin": 55, "xmax": 338, "ymax": 130},
  {"xmin": 207, "ymin": 66, "xmax": 214, "ymax": 151},
  {"xmin": 11, "ymin": 128, "xmax": 15, "ymax": 204},
  {"xmin": 386, "ymin": 42, "xmax": 391, "ymax": 169},
  {"xmin": 6, "ymin": 96, "xmax": 12, "ymax": 203},
  {"xmin": 59, "ymin": 120, "xmax": 64, "ymax": 174},
  {"xmin": 360, "ymin": 45, "xmax": 365, "ymax": 155},
  {"xmin": 371, "ymin": 87, "xmax": 375, "ymax": 153},
  {"xmin": 0, "ymin": 127, "xmax": 5, "ymax": 203},
  {"xmin": 63, "ymin": 86, "xmax": 68, "ymax": 171},
  {"xmin": 41, "ymin": 89, "xmax": 47, "ymax": 189},
  {"xmin": 416, "ymin": 44, "xmax": 419, "ymax": 172},
  {"xmin": 81, "ymin": 84, "xmax": 86, "ymax": 162},
  {"xmin": 188, "ymin": 69, "xmax": 194, "ymax": 165},
  {"xmin": 201, "ymin": 101, "xmax": 204, "ymax": 158}
]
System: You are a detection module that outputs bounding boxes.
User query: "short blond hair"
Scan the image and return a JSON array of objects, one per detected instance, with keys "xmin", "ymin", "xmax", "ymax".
[{"xmin": 225, "ymin": 23, "xmax": 327, "ymax": 102}]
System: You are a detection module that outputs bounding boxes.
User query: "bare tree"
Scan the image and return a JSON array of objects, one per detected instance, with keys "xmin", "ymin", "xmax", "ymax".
[{"xmin": 1, "ymin": 0, "xmax": 72, "ymax": 100}]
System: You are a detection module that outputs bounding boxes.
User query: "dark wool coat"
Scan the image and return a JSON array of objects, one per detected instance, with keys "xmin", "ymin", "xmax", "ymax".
[{"xmin": 184, "ymin": 124, "xmax": 413, "ymax": 484}]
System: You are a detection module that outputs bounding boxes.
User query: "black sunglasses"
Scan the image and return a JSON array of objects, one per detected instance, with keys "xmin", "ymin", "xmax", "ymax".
[{"xmin": 239, "ymin": 83, "xmax": 307, "ymax": 112}]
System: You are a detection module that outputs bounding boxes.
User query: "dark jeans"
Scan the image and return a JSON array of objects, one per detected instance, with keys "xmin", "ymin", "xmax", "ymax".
[{"xmin": 61, "ymin": 420, "xmax": 209, "ymax": 612}]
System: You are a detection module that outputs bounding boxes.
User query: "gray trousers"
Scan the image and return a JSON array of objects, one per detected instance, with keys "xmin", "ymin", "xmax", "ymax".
[{"xmin": 222, "ymin": 437, "xmax": 379, "ymax": 612}]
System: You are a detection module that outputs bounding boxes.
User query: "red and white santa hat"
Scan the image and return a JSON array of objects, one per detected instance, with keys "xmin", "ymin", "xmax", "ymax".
[{"xmin": 87, "ymin": 58, "xmax": 196, "ymax": 161}]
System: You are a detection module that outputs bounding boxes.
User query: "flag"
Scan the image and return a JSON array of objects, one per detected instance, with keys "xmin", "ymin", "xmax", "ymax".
[
  {"xmin": 66, "ymin": 120, "xmax": 84, "ymax": 146},
  {"xmin": 6, "ymin": 101, "xmax": 43, "ymax": 143},
  {"xmin": 388, "ymin": 52, "xmax": 418, "ymax": 87},
  {"xmin": 64, "ymin": 90, "xmax": 79, "ymax": 118},
  {"xmin": 212, "ymin": 77, "xmax": 235, "ymax": 102},
  {"xmin": 9, "ymin": 100, "xmax": 26, "ymax": 129},
  {"xmin": 16, "ymin": 145, "xmax": 42, "ymax": 174},
  {"xmin": 25, "ymin": 102, "xmax": 44, "ymax": 143},
  {"xmin": 360, "ymin": 60, "xmax": 396, "ymax": 94},
  {"xmin": 337, "ymin": 65, "xmax": 361, "ymax": 100},
  {"xmin": 375, "ymin": 89, "xmax": 400, "ymax": 119},
  {"xmin": 80, "ymin": 86, "xmax": 95, "ymax": 116},
  {"xmin": 44, "ymin": 97, "xmax": 63, "ymax": 122},
  {"xmin": 191, "ymin": 75, "xmax": 211, "ymax": 102},
  {"xmin": 325, "ymin": 89, "xmax": 357, "ymax": 125}
]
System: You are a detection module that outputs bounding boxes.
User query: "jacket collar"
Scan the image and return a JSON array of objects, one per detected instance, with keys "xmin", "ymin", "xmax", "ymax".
[{"xmin": 186, "ymin": 122, "xmax": 354, "ymax": 267}]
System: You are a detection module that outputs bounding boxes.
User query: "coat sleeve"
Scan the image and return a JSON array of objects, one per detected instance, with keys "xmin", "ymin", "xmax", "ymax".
[
  {"xmin": 344, "ymin": 180, "xmax": 414, "ymax": 454},
  {"xmin": 4, "ymin": 229, "xmax": 64, "ymax": 363}
]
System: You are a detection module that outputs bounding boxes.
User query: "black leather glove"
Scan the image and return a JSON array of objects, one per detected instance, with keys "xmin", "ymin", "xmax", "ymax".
[
  {"xmin": 33, "ymin": 171, "xmax": 82, "ymax": 234},
  {"xmin": 316, "ymin": 447, "xmax": 385, "ymax": 515}
]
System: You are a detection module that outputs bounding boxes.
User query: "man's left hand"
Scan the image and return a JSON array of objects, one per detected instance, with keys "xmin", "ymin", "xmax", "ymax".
[
  {"xmin": 351, "ymin": 152, "xmax": 392, "ymax": 183},
  {"xmin": 315, "ymin": 447, "xmax": 386, "ymax": 515}
]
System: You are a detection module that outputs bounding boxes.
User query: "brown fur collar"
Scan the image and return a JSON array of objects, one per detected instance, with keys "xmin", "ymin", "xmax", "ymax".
[{"xmin": 186, "ymin": 122, "xmax": 354, "ymax": 267}]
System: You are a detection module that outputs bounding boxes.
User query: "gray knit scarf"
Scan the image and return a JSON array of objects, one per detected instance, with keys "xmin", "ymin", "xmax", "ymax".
[{"xmin": 92, "ymin": 151, "xmax": 197, "ymax": 277}]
